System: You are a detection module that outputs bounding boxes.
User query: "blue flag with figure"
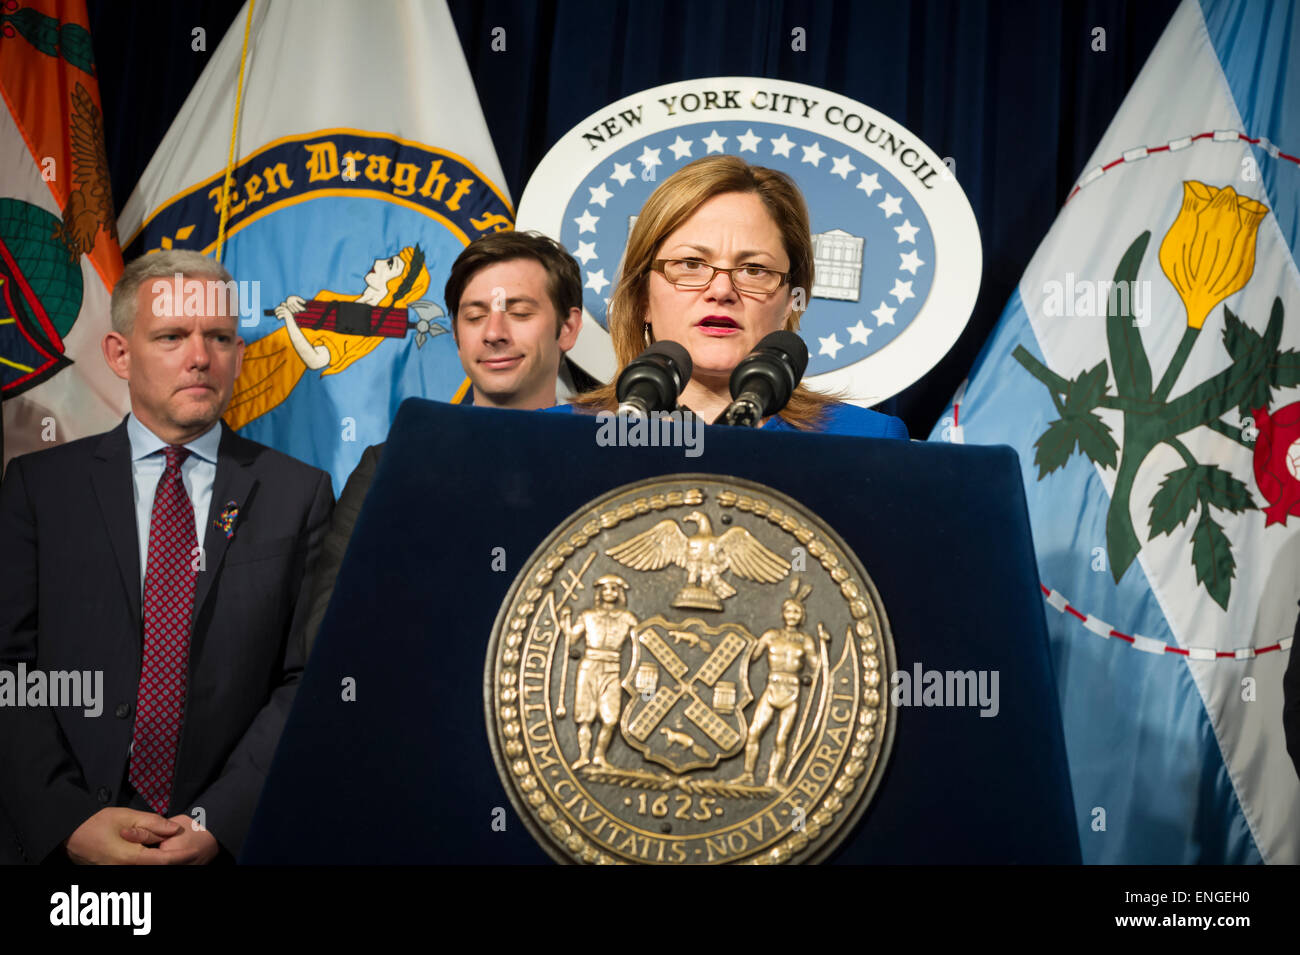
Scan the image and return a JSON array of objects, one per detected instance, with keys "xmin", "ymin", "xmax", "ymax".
[
  {"xmin": 117, "ymin": 0, "xmax": 513, "ymax": 492},
  {"xmin": 930, "ymin": 0, "xmax": 1299, "ymax": 863}
]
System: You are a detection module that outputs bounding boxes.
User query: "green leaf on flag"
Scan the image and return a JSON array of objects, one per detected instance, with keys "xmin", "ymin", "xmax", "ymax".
[
  {"xmin": 1148, "ymin": 466, "xmax": 1200, "ymax": 537},
  {"xmin": 1065, "ymin": 361, "xmax": 1110, "ymax": 414},
  {"xmin": 1033, "ymin": 418, "xmax": 1077, "ymax": 478},
  {"xmin": 1191, "ymin": 509, "xmax": 1235, "ymax": 611},
  {"xmin": 1273, "ymin": 350, "xmax": 1300, "ymax": 391},
  {"xmin": 0, "ymin": 11, "xmax": 94, "ymax": 74},
  {"xmin": 1221, "ymin": 300, "xmax": 1286, "ymax": 415},
  {"xmin": 1033, "ymin": 410, "xmax": 1119, "ymax": 478},
  {"xmin": 1168, "ymin": 300, "xmax": 1280, "ymax": 426},
  {"xmin": 1221, "ymin": 305, "xmax": 1263, "ymax": 363},
  {"xmin": 1266, "ymin": 301, "xmax": 1300, "ymax": 392},
  {"xmin": 1196, "ymin": 463, "xmax": 1257, "ymax": 514},
  {"xmin": 1072, "ymin": 411, "xmax": 1119, "ymax": 469},
  {"xmin": 58, "ymin": 23, "xmax": 96, "ymax": 76},
  {"xmin": 1149, "ymin": 463, "xmax": 1256, "ymax": 540},
  {"xmin": 1263, "ymin": 296, "xmax": 1285, "ymax": 351},
  {"xmin": 1240, "ymin": 378, "xmax": 1275, "ymax": 417},
  {"xmin": 3, "ymin": 8, "xmax": 60, "ymax": 57}
]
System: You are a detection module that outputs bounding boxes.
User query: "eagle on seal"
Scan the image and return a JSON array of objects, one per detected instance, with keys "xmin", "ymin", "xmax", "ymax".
[{"xmin": 606, "ymin": 511, "xmax": 790, "ymax": 610}]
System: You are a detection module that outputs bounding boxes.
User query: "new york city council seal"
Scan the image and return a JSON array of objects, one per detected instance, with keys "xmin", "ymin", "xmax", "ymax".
[{"xmin": 485, "ymin": 475, "xmax": 895, "ymax": 864}]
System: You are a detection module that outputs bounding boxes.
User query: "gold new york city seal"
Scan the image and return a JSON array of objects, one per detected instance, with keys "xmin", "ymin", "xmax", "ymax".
[{"xmin": 485, "ymin": 475, "xmax": 895, "ymax": 864}]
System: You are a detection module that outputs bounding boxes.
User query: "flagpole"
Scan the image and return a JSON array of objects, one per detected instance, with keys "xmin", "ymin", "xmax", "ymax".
[{"xmin": 215, "ymin": 0, "xmax": 256, "ymax": 264}]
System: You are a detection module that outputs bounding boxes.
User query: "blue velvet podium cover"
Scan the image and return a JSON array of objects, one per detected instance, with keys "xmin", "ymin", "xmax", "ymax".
[{"xmin": 242, "ymin": 399, "xmax": 1080, "ymax": 864}]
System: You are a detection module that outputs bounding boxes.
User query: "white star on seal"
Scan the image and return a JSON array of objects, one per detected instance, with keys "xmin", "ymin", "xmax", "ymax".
[
  {"xmin": 872, "ymin": 302, "xmax": 896, "ymax": 326},
  {"xmin": 856, "ymin": 172, "xmax": 881, "ymax": 196},
  {"xmin": 889, "ymin": 279, "xmax": 914, "ymax": 304},
  {"xmin": 588, "ymin": 182, "xmax": 613, "ymax": 208},
  {"xmin": 899, "ymin": 250, "xmax": 925, "ymax": 274},
  {"xmin": 848, "ymin": 320, "xmax": 872, "ymax": 346},
  {"xmin": 574, "ymin": 210, "xmax": 599, "ymax": 233},
  {"xmin": 610, "ymin": 162, "xmax": 635, "ymax": 186},
  {"xmin": 701, "ymin": 129, "xmax": 727, "ymax": 153},
  {"xmin": 770, "ymin": 133, "xmax": 795, "ymax": 157},
  {"xmin": 736, "ymin": 128, "xmax": 762, "ymax": 152},
  {"xmin": 830, "ymin": 154, "xmax": 856, "ymax": 179},
  {"xmin": 894, "ymin": 218, "xmax": 920, "ymax": 243},
  {"xmin": 818, "ymin": 333, "xmax": 843, "ymax": 359},
  {"xmin": 800, "ymin": 142, "xmax": 826, "ymax": 166},
  {"xmin": 573, "ymin": 240, "xmax": 597, "ymax": 265},
  {"xmin": 668, "ymin": 135, "xmax": 693, "ymax": 160},
  {"xmin": 637, "ymin": 146, "xmax": 662, "ymax": 172},
  {"xmin": 878, "ymin": 193, "xmax": 903, "ymax": 218},
  {"xmin": 585, "ymin": 269, "xmax": 610, "ymax": 295}
]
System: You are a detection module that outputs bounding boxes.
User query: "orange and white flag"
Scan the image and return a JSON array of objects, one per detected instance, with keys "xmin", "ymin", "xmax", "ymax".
[{"xmin": 0, "ymin": 0, "xmax": 125, "ymax": 464}]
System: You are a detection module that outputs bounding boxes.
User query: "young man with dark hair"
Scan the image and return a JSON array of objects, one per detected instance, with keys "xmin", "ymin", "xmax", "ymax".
[
  {"xmin": 445, "ymin": 230, "xmax": 583, "ymax": 410},
  {"xmin": 298, "ymin": 231, "xmax": 584, "ymax": 656}
]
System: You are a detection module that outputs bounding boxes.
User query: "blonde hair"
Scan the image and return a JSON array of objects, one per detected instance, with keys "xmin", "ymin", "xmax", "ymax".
[
  {"xmin": 111, "ymin": 250, "xmax": 234, "ymax": 335},
  {"xmin": 380, "ymin": 246, "xmax": 430, "ymax": 308},
  {"xmin": 571, "ymin": 155, "xmax": 835, "ymax": 430}
]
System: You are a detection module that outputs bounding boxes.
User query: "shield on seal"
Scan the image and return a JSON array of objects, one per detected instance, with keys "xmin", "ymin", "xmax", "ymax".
[{"xmin": 619, "ymin": 615, "xmax": 756, "ymax": 773}]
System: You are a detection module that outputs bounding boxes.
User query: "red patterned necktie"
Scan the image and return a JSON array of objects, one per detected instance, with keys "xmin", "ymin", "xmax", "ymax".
[{"xmin": 129, "ymin": 445, "xmax": 197, "ymax": 815}]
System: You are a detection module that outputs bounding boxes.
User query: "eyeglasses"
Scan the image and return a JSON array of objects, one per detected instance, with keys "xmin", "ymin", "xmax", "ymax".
[{"xmin": 650, "ymin": 258, "xmax": 789, "ymax": 294}]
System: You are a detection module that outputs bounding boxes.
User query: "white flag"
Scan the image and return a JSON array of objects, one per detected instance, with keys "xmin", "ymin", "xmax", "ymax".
[{"xmin": 118, "ymin": 0, "xmax": 514, "ymax": 491}]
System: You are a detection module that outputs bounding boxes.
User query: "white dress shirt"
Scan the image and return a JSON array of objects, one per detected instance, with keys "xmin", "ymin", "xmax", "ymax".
[{"xmin": 126, "ymin": 414, "xmax": 221, "ymax": 595}]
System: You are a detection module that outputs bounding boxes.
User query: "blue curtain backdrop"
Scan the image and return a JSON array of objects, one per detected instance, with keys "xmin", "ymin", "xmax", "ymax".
[{"xmin": 87, "ymin": 0, "xmax": 1181, "ymax": 434}]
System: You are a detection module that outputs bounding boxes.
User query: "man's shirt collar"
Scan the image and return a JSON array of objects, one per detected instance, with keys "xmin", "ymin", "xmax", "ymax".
[{"xmin": 126, "ymin": 413, "xmax": 222, "ymax": 464}]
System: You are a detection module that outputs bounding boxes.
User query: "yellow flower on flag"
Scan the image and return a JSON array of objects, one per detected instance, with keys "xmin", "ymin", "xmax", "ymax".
[{"xmin": 1159, "ymin": 181, "xmax": 1268, "ymax": 329}]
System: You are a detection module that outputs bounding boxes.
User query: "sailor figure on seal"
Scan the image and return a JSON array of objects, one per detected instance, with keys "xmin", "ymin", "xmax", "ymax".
[{"xmin": 560, "ymin": 574, "xmax": 640, "ymax": 769}]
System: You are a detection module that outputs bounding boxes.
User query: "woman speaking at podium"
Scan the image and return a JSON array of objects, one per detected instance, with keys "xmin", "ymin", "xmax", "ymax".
[{"xmin": 567, "ymin": 155, "xmax": 908, "ymax": 438}]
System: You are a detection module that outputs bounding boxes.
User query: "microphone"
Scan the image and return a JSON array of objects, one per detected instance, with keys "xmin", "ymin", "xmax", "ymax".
[
  {"xmin": 616, "ymin": 341, "xmax": 693, "ymax": 416},
  {"xmin": 719, "ymin": 331, "xmax": 809, "ymax": 427}
]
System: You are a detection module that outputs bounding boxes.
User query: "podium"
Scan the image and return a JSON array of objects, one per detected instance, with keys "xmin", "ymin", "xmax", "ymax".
[{"xmin": 242, "ymin": 399, "xmax": 1080, "ymax": 864}]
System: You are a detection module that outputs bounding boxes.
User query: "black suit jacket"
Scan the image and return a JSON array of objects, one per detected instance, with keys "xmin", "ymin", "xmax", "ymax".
[
  {"xmin": 0, "ymin": 417, "xmax": 332, "ymax": 863},
  {"xmin": 301, "ymin": 443, "xmax": 383, "ymax": 658}
]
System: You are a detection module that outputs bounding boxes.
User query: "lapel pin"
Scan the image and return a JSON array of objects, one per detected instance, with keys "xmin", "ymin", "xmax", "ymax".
[{"xmin": 214, "ymin": 500, "xmax": 239, "ymax": 539}]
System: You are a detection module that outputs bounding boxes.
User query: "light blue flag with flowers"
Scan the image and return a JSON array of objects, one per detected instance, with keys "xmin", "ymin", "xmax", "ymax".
[{"xmin": 930, "ymin": 0, "xmax": 1300, "ymax": 863}]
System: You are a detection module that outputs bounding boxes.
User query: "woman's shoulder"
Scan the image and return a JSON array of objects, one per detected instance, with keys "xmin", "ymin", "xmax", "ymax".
[{"xmin": 807, "ymin": 401, "xmax": 909, "ymax": 440}]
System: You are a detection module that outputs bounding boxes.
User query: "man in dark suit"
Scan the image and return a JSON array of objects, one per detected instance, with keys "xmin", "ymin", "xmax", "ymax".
[
  {"xmin": 298, "ymin": 231, "xmax": 582, "ymax": 656},
  {"xmin": 0, "ymin": 249, "xmax": 332, "ymax": 864}
]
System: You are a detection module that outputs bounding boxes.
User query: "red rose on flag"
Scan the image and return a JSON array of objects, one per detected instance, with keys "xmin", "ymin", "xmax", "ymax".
[{"xmin": 1251, "ymin": 403, "xmax": 1300, "ymax": 526}]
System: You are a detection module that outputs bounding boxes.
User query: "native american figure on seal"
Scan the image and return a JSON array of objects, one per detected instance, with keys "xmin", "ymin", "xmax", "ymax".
[
  {"xmin": 558, "ymin": 574, "xmax": 640, "ymax": 770},
  {"xmin": 735, "ymin": 580, "xmax": 830, "ymax": 787}
]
